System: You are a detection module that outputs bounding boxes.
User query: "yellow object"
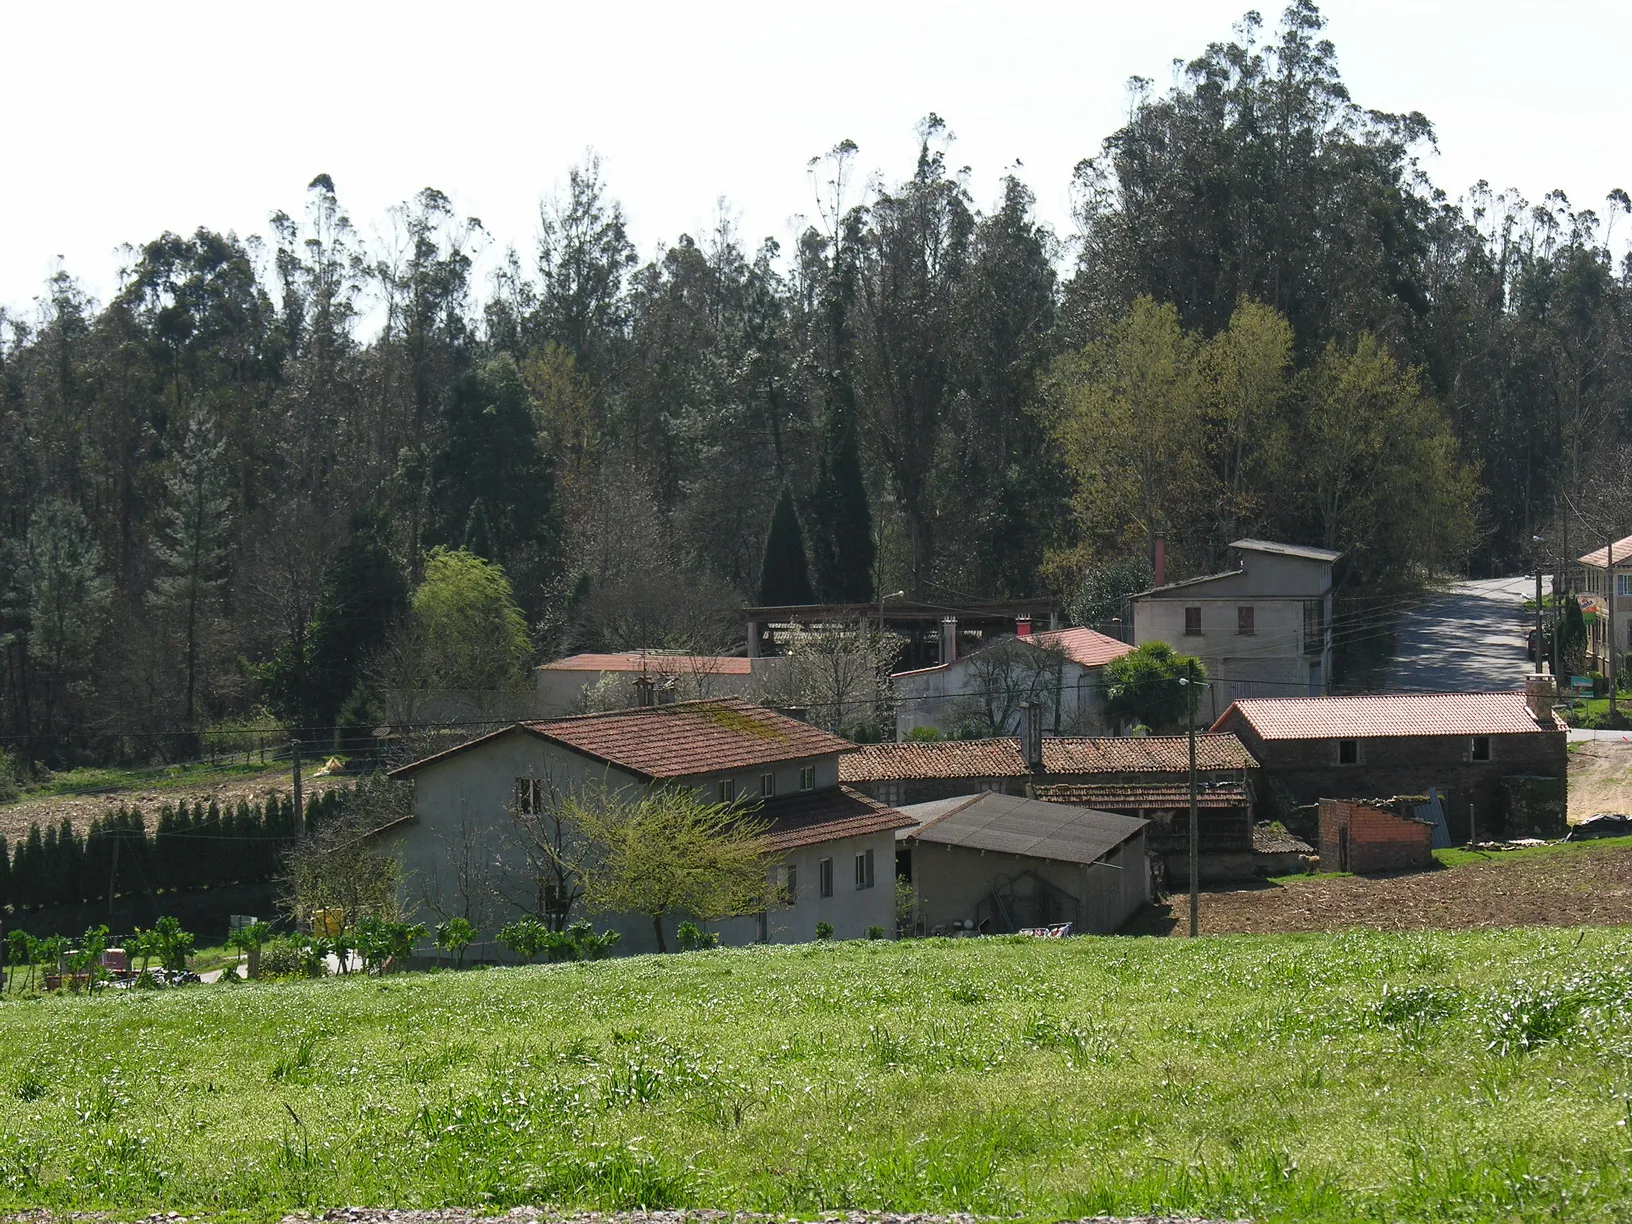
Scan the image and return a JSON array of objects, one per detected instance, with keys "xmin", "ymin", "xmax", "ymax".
[{"xmin": 311, "ymin": 908, "xmax": 344, "ymax": 937}]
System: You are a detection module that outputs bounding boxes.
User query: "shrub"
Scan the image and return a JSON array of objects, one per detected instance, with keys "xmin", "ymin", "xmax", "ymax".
[
  {"xmin": 434, "ymin": 917, "xmax": 478, "ymax": 969},
  {"xmin": 866, "ymin": 925, "xmax": 887, "ymax": 940},
  {"xmin": 674, "ymin": 921, "xmax": 719, "ymax": 951},
  {"xmin": 815, "ymin": 921, "xmax": 835, "ymax": 941},
  {"xmin": 256, "ymin": 935, "xmax": 315, "ymax": 980}
]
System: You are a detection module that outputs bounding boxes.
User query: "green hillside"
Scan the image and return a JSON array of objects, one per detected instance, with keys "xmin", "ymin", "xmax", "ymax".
[{"xmin": 2, "ymin": 928, "xmax": 1630, "ymax": 1222}]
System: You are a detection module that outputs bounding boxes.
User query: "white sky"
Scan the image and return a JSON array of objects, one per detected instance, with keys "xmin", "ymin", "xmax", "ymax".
[{"xmin": 4, "ymin": 0, "xmax": 1629, "ymax": 320}]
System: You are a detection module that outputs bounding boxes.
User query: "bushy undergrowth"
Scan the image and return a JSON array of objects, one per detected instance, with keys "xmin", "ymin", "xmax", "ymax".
[{"xmin": 2, "ymin": 928, "xmax": 1631, "ymax": 1221}]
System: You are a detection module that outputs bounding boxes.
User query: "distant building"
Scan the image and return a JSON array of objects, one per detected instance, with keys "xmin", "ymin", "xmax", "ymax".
[
  {"xmin": 891, "ymin": 624, "xmax": 1134, "ymax": 740},
  {"xmin": 535, "ymin": 652, "xmax": 755, "ymax": 717},
  {"xmin": 1576, "ymin": 533, "xmax": 1632, "ymax": 678},
  {"xmin": 1131, "ymin": 538, "xmax": 1341, "ymax": 720},
  {"xmin": 385, "ymin": 699, "xmax": 910, "ymax": 952},
  {"xmin": 894, "ymin": 792, "xmax": 1149, "ymax": 935},
  {"xmin": 1212, "ymin": 684, "xmax": 1567, "ymax": 843}
]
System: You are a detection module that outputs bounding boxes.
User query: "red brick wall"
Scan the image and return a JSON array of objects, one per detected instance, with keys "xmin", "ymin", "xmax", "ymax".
[{"xmin": 1318, "ymin": 799, "xmax": 1434, "ymax": 873}]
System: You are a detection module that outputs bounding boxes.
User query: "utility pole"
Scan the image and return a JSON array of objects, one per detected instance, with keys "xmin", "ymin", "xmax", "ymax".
[
  {"xmin": 1535, "ymin": 569, "xmax": 1544, "ymax": 672},
  {"xmin": 291, "ymin": 739, "xmax": 305, "ymax": 838},
  {"xmin": 1610, "ymin": 537, "xmax": 1618, "ymax": 719},
  {"xmin": 1185, "ymin": 661, "xmax": 1199, "ymax": 938}
]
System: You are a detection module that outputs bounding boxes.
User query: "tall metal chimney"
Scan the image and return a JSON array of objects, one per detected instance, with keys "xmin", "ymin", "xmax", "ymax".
[
  {"xmin": 1154, "ymin": 534, "xmax": 1167, "ymax": 587},
  {"xmin": 940, "ymin": 616, "xmax": 959, "ymax": 666}
]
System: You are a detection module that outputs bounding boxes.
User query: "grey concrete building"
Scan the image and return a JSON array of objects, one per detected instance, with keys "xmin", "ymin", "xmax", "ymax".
[
  {"xmin": 896, "ymin": 793, "xmax": 1149, "ymax": 935},
  {"xmin": 1131, "ymin": 538, "xmax": 1342, "ymax": 720}
]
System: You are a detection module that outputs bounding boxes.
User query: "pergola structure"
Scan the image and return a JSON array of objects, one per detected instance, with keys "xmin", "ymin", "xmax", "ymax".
[{"xmin": 741, "ymin": 598, "xmax": 1063, "ymax": 670}]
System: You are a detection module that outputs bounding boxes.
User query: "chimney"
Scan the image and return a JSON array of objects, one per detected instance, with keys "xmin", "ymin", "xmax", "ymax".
[
  {"xmin": 1154, "ymin": 534, "xmax": 1166, "ymax": 587},
  {"xmin": 1018, "ymin": 701, "xmax": 1043, "ymax": 770},
  {"xmin": 633, "ymin": 675, "xmax": 655, "ymax": 708},
  {"xmin": 940, "ymin": 616, "xmax": 959, "ymax": 666},
  {"xmin": 1015, "ymin": 615, "xmax": 1032, "ymax": 638},
  {"xmin": 1524, "ymin": 672, "xmax": 1556, "ymax": 722},
  {"xmin": 655, "ymin": 678, "xmax": 677, "ymax": 706}
]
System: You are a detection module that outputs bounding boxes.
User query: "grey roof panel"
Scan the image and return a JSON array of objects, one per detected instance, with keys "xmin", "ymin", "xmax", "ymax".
[{"xmin": 904, "ymin": 792, "xmax": 1146, "ymax": 865}]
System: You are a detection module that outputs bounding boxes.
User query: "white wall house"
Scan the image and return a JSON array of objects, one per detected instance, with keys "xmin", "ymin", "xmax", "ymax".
[
  {"xmin": 1578, "ymin": 533, "xmax": 1632, "ymax": 680},
  {"xmin": 535, "ymin": 652, "xmax": 758, "ymax": 717},
  {"xmin": 1132, "ymin": 539, "xmax": 1341, "ymax": 723},
  {"xmin": 382, "ymin": 698, "xmax": 907, "ymax": 953},
  {"xmin": 893, "ymin": 626, "xmax": 1134, "ymax": 740}
]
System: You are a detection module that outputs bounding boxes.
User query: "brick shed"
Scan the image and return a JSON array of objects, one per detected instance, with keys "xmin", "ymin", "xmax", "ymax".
[
  {"xmin": 1319, "ymin": 798, "xmax": 1434, "ymax": 873},
  {"xmin": 1211, "ymin": 686, "xmax": 1567, "ymax": 842}
]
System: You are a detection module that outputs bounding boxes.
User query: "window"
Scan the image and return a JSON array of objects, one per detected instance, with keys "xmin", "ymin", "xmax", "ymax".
[
  {"xmin": 1618, "ymin": 573, "xmax": 1632, "ymax": 597},
  {"xmin": 779, "ymin": 864, "xmax": 798, "ymax": 906},
  {"xmin": 1184, "ymin": 606, "xmax": 1202, "ymax": 636},
  {"xmin": 514, "ymin": 777, "xmax": 546, "ymax": 815},
  {"xmin": 855, "ymin": 847, "xmax": 875, "ymax": 890},
  {"xmin": 1337, "ymin": 739, "xmax": 1359, "ymax": 765},
  {"xmin": 1237, "ymin": 605, "xmax": 1255, "ymax": 635},
  {"xmin": 1303, "ymin": 600, "xmax": 1326, "ymax": 654},
  {"xmin": 1586, "ymin": 570, "xmax": 1600, "ymax": 594},
  {"xmin": 818, "ymin": 857, "xmax": 834, "ymax": 898},
  {"xmin": 718, "ymin": 778, "xmax": 736, "ymax": 803},
  {"xmin": 760, "ymin": 772, "xmax": 776, "ymax": 797},
  {"xmin": 799, "ymin": 765, "xmax": 816, "ymax": 791},
  {"xmin": 1471, "ymin": 736, "xmax": 1491, "ymax": 762}
]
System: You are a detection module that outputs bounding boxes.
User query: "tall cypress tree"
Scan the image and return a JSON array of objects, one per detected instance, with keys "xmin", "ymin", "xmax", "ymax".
[
  {"xmin": 0, "ymin": 834, "xmax": 10, "ymax": 914},
  {"xmin": 808, "ymin": 403, "xmax": 875, "ymax": 602},
  {"xmin": 758, "ymin": 486, "xmax": 816, "ymax": 606}
]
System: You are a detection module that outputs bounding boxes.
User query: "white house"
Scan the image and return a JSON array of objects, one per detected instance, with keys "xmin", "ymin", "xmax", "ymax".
[
  {"xmin": 535, "ymin": 651, "xmax": 757, "ymax": 716},
  {"xmin": 1577, "ymin": 533, "xmax": 1632, "ymax": 679},
  {"xmin": 1131, "ymin": 538, "xmax": 1341, "ymax": 722},
  {"xmin": 892, "ymin": 626, "xmax": 1134, "ymax": 740},
  {"xmin": 382, "ymin": 698, "xmax": 909, "ymax": 953}
]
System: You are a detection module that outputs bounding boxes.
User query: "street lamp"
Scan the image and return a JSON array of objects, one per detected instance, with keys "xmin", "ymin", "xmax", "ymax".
[{"xmin": 878, "ymin": 589, "xmax": 905, "ymax": 633}]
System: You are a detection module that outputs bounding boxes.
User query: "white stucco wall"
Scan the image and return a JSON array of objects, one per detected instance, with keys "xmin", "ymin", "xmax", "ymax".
[
  {"xmin": 379, "ymin": 729, "xmax": 865, "ymax": 954},
  {"xmin": 894, "ymin": 657, "xmax": 1107, "ymax": 739}
]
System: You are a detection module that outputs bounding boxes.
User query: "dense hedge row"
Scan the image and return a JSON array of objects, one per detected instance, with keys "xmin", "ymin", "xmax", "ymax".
[{"xmin": 0, "ymin": 788, "xmax": 349, "ymax": 913}]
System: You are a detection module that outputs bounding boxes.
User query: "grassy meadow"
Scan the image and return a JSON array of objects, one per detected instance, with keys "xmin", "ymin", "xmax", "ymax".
[{"xmin": 2, "ymin": 928, "xmax": 1631, "ymax": 1222}]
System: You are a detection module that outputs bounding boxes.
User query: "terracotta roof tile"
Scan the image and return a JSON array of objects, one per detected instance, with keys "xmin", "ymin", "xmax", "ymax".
[
  {"xmin": 840, "ymin": 739, "xmax": 1028, "ymax": 780},
  {"xmin": 391, "ymin": 699, "xmax": 848, "ymax": 780},
  {"xmin": 540, "ymin": 652, "xmax": 752, "ymax": 675},
  {"xmin": 754, "ymin": 786, "xmax": 915, "ymax": 852},
  {"xmin": 1031, "ymin": 626, "xmax": 1136, "ymax": 667},
  {"xmin": 1042, "ymin": 734, "xmax": 1256, "ymax": 773},
  {"xmin": 1216, "ymin": 691, "xmax": 1560, "ymax": 739},
  {"xmin": 1578, "ymin": 534, "xmax": 1632, "ymax": 569},
  {"xmin": 1035, "ymin": 781, "xmax": 1249, "ymax": 809},
  {"xmin": 838, "ymin": 733, "xmax": 1255, "ymax": 781}
]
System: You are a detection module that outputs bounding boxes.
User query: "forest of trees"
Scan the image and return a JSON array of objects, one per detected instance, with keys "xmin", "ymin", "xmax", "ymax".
[{"xmin": 2, "ymin": 1, "xmax": 1630, "ymax": 764}]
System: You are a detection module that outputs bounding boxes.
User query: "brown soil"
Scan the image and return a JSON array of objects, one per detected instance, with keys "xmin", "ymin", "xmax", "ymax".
[
  {"xmin": 1128, "ymin": 839, "xmax": 1632, "ymax": 936},
  {"xmin": 0, "ymin": 768, "xmax": 350, "ymax": 844},
  {"xmin": 1568, "ymin": 737, "xmax": 1632, "ymax": 821}
]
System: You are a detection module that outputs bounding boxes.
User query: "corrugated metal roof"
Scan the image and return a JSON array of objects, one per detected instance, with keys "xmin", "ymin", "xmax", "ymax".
[
  {"xmin": 1231, "ymin": 538, "xmax": 1344, "ymax": 562},
  {"xmin": 900, "ymin": 792, "xmax": 1146, "ymax": 865},
  {"xmin": 1216, "ymin": 691, "xmax": 1560, "ymax": 739}
]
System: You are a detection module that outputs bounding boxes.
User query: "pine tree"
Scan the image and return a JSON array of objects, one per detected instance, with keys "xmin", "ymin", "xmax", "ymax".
[
  {"xmin": 757, "ymin": 486, "xmax": 815, "ymax": 606},
  {"xmin": 808, "ymin": 403, "xmax": 875, "ymax": 601},
  {"xmin": 152, "ymin": 408, "xmax": 234, "ymax": 745}
]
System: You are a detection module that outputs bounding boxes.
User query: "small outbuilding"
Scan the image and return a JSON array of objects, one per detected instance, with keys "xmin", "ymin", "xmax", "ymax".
[
  {"xmin": 895, "ymin": 792, "xmax": 1149, "ymax": 936},
  {"xmin": 1318, "ymin": 798, "xmax": 1435, "ymax": 872}
]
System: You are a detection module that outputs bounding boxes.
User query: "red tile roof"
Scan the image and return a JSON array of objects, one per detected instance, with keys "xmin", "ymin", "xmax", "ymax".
[
  {"xmin": 1042, "ymin": 734, "xmax": 1255, "ymax": 773},
  {"xmin": 1578, "ymin": 534, "xmax": 1632, "ymax": 569},
  {"xmin": 1031, "ymin": 626, "xmax": 1136, "ymax": 667},
  {"xmin": 838, "ymin": 733, "xmax": 1255, "ymax": 782},
  {"xmin": 754, "ymin": 786, "xmax": 915, "ymax": 852},
  {"xmin": 1215, "ymin": 691, "xmax": 1560, "ymax": 739},
  {"xmin": 1035, "ymin": 781, "xmax": 1250, "ymax": 809},
  {"xmin": 540, "ymin": 652, "xmax": 753, "ymax": 675},
  {"xmin": 391, "ymin": 698, "xmax": 850, "ymax": 781}
]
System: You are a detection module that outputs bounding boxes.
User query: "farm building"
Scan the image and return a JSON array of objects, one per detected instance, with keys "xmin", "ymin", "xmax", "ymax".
[
  {"xmin": 895, "ymin": 793, "xmax": 1149, "ymax": 935},
  {"xmin": 535, "ymin": 651, "xmax": 756, "ymax": 717},
  {"xmin": 384, "ymin": 699, "xmax": 910, "ymax": 952},
  {"xmin": 1212, "ymin": 683, "xmax": 1568, "ymax": 842}
]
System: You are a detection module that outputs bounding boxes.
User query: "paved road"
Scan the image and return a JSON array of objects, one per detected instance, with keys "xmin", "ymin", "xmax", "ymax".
[{"xmin": 1382, "ymin": 576, "xmax": 1539, "ymax": 692}]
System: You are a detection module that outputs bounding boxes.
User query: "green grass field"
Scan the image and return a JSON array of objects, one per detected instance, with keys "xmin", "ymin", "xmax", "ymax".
[
  {"xmin": 3, "ymin": 928, "xmax": 1631, "ymax": 1222},
  {"xmin": 6, "ymin": 760, "xmax": 278, "ymax": 803}
]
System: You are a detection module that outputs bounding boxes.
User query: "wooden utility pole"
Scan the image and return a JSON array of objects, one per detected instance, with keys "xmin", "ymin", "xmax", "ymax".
[
  {"xmin": 291, "ymin": 739, "xmax": 305, "ymax": 838},
  {"xmin": 1186, "ymin": 660, "xmax": 1199, "ymax": 938},
  {"xmin": 1610, "ymin": 537, "xmax": 1618, "ymax": 719}
]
